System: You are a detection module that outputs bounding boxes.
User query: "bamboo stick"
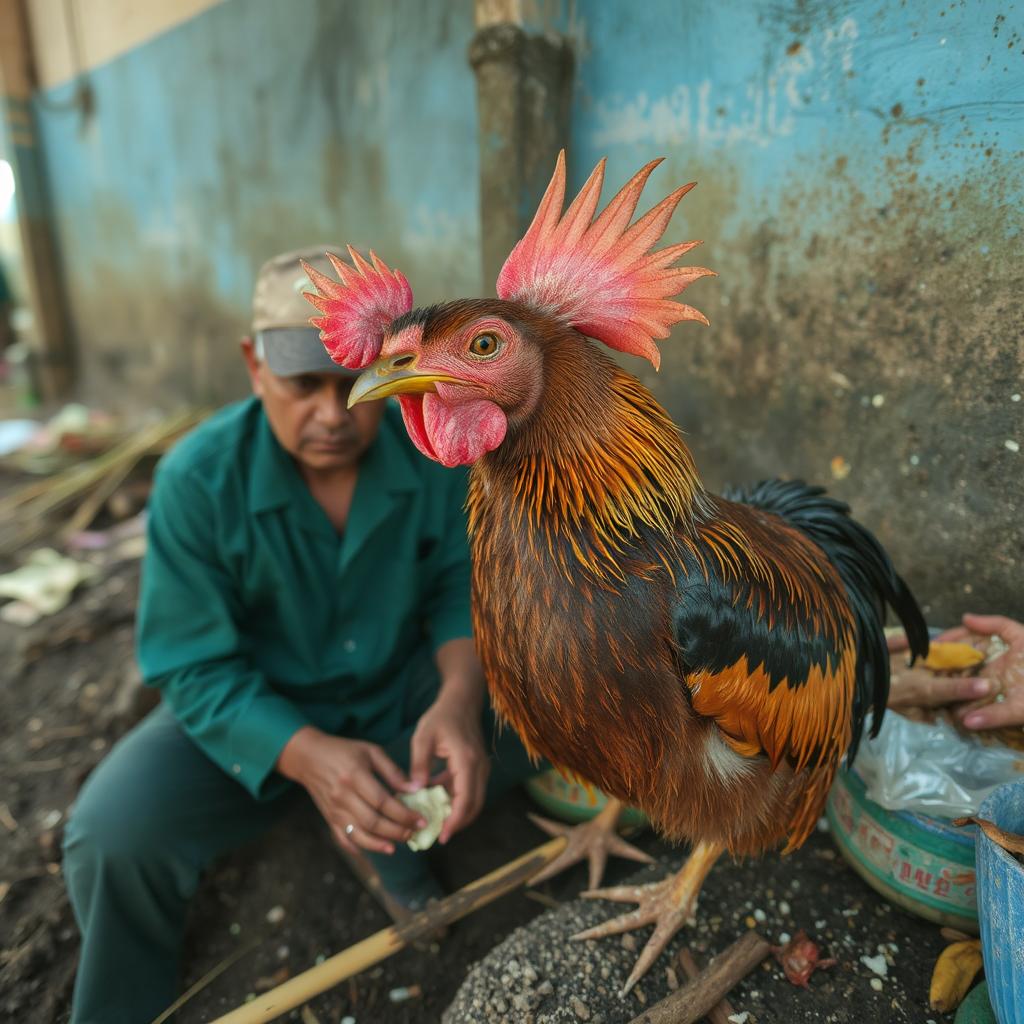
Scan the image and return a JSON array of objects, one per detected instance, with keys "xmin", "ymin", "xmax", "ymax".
[
  {"xmin": 209, "ymin": 836, "xmax": 567, "ymax": 1024},
  {"xmin": 0, "ymin": 410, "xmax": 202, "ymax": 554},
  {"xmin": 627, "ymin": 930, "xmax": 770, "ymax": 1024}
]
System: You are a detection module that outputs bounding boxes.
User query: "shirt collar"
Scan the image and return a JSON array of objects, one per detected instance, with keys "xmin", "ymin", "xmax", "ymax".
[{"xmin": 248, "ymin": 401, "xmax": 419, "ymax": 516}]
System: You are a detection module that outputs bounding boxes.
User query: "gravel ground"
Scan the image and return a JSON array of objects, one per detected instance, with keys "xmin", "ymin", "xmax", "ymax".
[{"xmin": 445, "ymin": 829, "xmax": 949, "ymax": 1024}]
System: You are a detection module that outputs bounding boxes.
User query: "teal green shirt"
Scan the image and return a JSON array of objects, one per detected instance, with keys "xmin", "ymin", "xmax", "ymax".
[{"xmin": 136, "ymin": 398, "xmax": 472, "ymax": 798}]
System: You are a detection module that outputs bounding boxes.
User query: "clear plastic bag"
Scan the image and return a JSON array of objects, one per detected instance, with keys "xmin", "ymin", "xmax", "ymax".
[{"xmin": 854, "ymin": 711, "xmax": 1024, "ymax": 818}]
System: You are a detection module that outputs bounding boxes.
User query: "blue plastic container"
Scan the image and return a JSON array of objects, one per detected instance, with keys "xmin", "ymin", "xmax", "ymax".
[{"xmin": 976, "ymin": 778, "xmax": 1024, "ymax": 1024}]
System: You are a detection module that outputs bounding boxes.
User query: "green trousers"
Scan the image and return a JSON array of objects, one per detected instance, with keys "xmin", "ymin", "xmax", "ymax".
[{"xmin": 63, "ymin": 694, "xmax": 537, "ymax": 1024}]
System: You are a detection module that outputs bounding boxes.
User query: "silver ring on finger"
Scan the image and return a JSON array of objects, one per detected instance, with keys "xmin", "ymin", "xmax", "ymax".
[{"xmin": 345, "ymin": 823, "xmax": 356, "ymax": 835}]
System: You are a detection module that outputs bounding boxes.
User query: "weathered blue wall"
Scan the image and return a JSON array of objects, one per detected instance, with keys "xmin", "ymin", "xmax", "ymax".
[
  {"xmin": 521, "ymin": 0, "xmax": 1023, "ymax": 622},
  {"xmin": 33, "ymin": 0, "xmax": 482, "ymax": 403},
  {"xmin": 30, "ymin": 0, "xmax": 1024, "ymax": 618}
]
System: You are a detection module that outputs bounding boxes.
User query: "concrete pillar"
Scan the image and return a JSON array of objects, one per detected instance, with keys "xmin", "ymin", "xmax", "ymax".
[
  {"xmin": 468, "ymin": 4, "xmax": 573, "ymax": 291},
  {"xmin": 0, "ymin": 0, "xmax": 76, "ymax": 400}
]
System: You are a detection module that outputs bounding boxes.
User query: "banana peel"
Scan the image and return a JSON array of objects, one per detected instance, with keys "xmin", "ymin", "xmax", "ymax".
[
  {"xmin": 928, "ymin": 939, "xmax": 983, "ymax": 1012},
  {"xmin": 922, "ymin": 642, "xmax": 986, "ymax": 673}
]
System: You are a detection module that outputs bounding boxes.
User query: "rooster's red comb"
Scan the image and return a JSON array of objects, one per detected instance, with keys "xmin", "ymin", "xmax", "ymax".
[
  {"xmin": 496, "ymin": 152, "xmax": 715, "ymax": 369},
  {"xmin": 302, "ymin": 247, "xmax": 413, "ymax": 370}
]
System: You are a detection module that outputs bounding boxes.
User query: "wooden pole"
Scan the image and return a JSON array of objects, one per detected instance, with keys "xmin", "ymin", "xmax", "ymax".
[
  {"xmin": 0, "ymin": 0, "xmax": 78, "ymax": 401},
  {"xmin": 678, "ymin": 948, "xmax": 736, "ymax": 1024},
  {"xmin": 209, "ymin": 836, "xmax": 567, "ymax": 1024},
  {"xmin": 627, "ymin": 930, "xmax": 770, "ymax": 1024}
]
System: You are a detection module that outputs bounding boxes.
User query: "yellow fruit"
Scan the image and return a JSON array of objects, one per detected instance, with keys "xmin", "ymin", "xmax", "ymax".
[
  {"xmin": 922, "ymin": 642, "xmax": 985, "ymax": 672},
  {"xmin": 928, "ymin": 939, "xmax": 983, "ymax": 1012}
]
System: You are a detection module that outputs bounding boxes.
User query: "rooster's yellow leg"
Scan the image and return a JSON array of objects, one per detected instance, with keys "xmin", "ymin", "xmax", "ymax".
[
  {"xmin": 572, "ymin": 839, "xmax": 725, "ymax": 995},
  {"xmin": 527, "ymin": 798, "xmax": 654, "ymax": 891}
]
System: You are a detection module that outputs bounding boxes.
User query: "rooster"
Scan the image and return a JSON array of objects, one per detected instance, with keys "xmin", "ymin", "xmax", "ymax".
[{"xmin": 302, "ymin": 154, "xmax": 929, "ymax": 993}]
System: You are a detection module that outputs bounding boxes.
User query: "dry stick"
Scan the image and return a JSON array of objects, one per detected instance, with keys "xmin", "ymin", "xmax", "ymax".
[
  {"xmin": 678, "ymin": 948, "xmax": 736, "ymax": 1024},
  {"xmin": 209, "ymin": 836, "xmax": 567, "ymax": 1024},
  {"xmin": 149, "ymin": 938, "xmax": 262, "ymax": 1024},
  {"xmin": 0, "ymin": 409, "xmax": 202, "ymax": 553},
  {"xmin": 60, "ymin": 449, "xmax": 141, "ymax": 539},
  {"xmin": 627, "ymin": 930, "xmax": 770, "ymax": 1024}
]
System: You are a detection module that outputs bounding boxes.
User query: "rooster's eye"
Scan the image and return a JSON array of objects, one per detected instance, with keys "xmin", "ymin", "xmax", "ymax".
[{"xmin": 468, "ymin": 333, "xmax": 502, "ymax": 359}]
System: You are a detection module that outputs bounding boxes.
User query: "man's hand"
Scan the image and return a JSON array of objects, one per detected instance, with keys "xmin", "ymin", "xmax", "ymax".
[
  {"xmin": 410, "ymin": 694, "xmax": 489, "ymax": 844},
  {"xmin": 888, "ymin": 613, "xmax": 1024, "ymax": 730},
  {"xmin": 277, "ymin": 727, "xmax": 426, "ymax": 855}
]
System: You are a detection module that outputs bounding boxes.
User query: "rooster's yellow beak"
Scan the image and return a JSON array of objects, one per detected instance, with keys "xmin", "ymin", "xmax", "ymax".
[{"xmin": 347, "ymin": 355, "xmax": 462, "ymax": 408}]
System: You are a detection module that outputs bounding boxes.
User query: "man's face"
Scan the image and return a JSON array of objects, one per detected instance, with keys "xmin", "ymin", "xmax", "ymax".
[{"xmin": 241, "ymin": 339, "xmax": 386, "ymax": 471}]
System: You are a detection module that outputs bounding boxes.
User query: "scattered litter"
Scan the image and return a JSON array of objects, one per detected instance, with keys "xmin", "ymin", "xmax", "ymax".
[
  {"xmin": 778, "ymin": 900, "xmax": 791, "ymax": 916},
  {"xmin": 229, "ymin": 922, "xmax": 241, "ymax": 936},
  {"xmin": 400, "ymin": 785, "xmax": 452, "ymax": 851},
  {"xmin": 778, "ymin": 931, "xmax": 791, "ymax": 944},
  {"xmin": 39, "ymin": 809, "xmax": 62, "ymax": 830},
  {"xmin": 861, "ymin": 953, "xmax": 888, "ymax": 977},
  {"xmin": 0, "ymin": 548, "xmax": 99, "ymax": 624},
  {"xmin": 1006, "ymin": 439, "xmax": 1020, "ymax": 453},
  {"xmin": 0, "ymin": 409, "xmax": 202, "ymax": 556},
  {"xmin": 266, "ymin": 905, "xmax": 285, "ymax": 925},
  {"xmin": 871, "ymin": 393, "xmax": 885, "ymax": 407},
  {"xmin": 772, "ymin": 930, "xmax": 837, "ymax": 987},
  {"xmin": 830, "ymin": 455, "xmax": 851, "ymax": 480},
  {"xmin": 0, "ymin": 419, "xmax": 41, "ymax": 457},
  {"xmin": 815, "ymin": 919, "xmax": 827, "ymax": 930},
  {"xmin": 0, "ymin": 803, "xmax": 18, "ymax": 832},
  {"xmin": 254, "ymin": 966, "xmax": 289, "ymax": 992},
  {"xmin": 870, "ymin": 977, "xmax": 884, "ymax": 991},
  {"xmin": 67, "ymin": 511, "xmax": 147, "ymax": 555},
  {"xmin": 276, "ymin": 945, "xmax": 289, "ymax": 960},
  {"xmin": 340, "ymin": 1017, "xmax": 356, "ymax": 1024},
  {"xmin": 728, "ymin": 1013, "xmax": 750, "ymax": 1024},
  {"xmin": 753, "ymin": 908, "xmax": 766, "ymax": 923},
  {"xmin": 841, "ymin": 908, "xmax": 859, "ymax": 917},
  {"xmin": 953, "ymin": 815, "xmax": 1024, "ymax": 855},
  {"xmin": 387, "ymin": 984, "xmax": 422, "ymax": 1003}
]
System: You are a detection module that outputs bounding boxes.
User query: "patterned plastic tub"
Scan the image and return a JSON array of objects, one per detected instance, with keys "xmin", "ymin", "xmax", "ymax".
[
  {"xmin": 524, "ymin": 768, "xmax": 648, "ymax": 827},
  {"xmin": 827, "ymin": 767, "xmax": 978, "ymax": 932},
  {"xmin": 976, "ymin": 778, "xmax": 1024, "ymax": 1024}
]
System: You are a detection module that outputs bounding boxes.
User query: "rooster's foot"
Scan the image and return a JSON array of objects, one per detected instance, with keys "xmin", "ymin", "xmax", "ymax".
[
  {"xmin": 572, "ymin": 839, "xmax": 724, "ymax": 996},
  {"xmin": 527, "ymin": 799, "xmax": 653, "ymax": 891}
]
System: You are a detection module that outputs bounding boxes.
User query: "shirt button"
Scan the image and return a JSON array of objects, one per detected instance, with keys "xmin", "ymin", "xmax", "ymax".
[
  {"xmin": 232, "ymin": 764, "xmax": 241, "ymax": 775},
  {"xmin": 343, "ymin": 639, "xmax": 357, "ymax": 653}
]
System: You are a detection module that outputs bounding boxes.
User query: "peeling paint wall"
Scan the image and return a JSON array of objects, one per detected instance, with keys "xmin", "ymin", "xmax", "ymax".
[
  {"xmin": 525, "ymin": 0, "xmax": 1023, "ymax": 623},
  {"xmin": 29, "ymin": 0, "xmax": 1023, "ymax": 619},
  {"xmin": 32, "ymin": 0, "xmax": 482, "ymax": 406}
]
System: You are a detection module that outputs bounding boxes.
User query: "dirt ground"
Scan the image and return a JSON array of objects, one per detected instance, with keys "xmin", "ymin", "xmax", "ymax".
[{"xmin": 0, "ymin": 465, "xmax": 957, "ymax": 1024}]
